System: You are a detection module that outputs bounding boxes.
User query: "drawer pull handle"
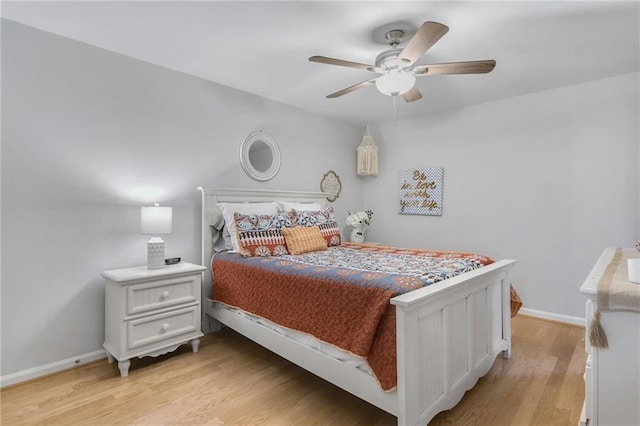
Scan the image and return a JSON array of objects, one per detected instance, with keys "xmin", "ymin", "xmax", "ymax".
[
  {"xmin": 160, "ymin": 291, "xmax": 170, "ymax": 300},
  {"xmin": 161, "ymin": 323, "xmax": 170, "ymax": 332}
]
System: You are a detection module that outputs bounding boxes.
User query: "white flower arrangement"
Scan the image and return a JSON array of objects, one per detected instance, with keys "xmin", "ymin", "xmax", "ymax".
[{"xmin": 346, "ymin": 210, "xmax": 374, "ymax": 227}]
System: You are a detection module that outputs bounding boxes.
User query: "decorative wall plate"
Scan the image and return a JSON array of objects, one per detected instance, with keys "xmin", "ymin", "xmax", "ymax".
[{"xmin": 320, "ymin": 170, "xmax": 342, "ymax": 202}]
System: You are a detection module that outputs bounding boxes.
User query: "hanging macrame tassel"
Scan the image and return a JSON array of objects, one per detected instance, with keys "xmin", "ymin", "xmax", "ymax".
[{"xmin": 589, "ymin": 310, "xmax": 609, "ymax": 349}]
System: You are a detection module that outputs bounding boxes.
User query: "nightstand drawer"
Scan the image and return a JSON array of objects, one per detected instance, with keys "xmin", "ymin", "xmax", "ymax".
[
  {"xmin": 126, "ymin": 274, "xmax": 200, "ymax": 316},
  {"xmin": 127, "ymin": 306, "xmax": 199, "ymax": 350}
]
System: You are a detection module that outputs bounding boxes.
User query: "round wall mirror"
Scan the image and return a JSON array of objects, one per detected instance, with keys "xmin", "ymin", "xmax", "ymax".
[{"xmin": 239, "ymin": 130, "xmax": 281, "ymax": 181}]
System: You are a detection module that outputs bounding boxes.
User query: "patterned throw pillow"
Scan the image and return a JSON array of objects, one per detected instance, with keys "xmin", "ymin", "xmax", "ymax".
[
  {"xmin": 218, "ymin": 202, "xmax": 279, "ymax": 252},
  {"xmin": 234, "ymin": 212, "xmax": 292, "ymax": 257},
  {"xmin": 281, "ymin": 226, "xmax": 328, "ymax": 255},
  {"xmin": 288, "ymin": 206, "xmax": 341, "ymax": 247}
]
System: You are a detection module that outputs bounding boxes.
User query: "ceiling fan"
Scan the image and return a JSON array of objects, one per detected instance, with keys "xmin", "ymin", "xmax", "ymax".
[{"xmin": 309, "ymin": 21, "xmax": 496, "ymax": 103}]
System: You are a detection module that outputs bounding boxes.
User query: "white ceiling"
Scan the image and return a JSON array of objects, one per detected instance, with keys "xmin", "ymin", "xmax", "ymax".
[{"xmin": 2, "ymin": 1, "xmax": 639, "ymax": 124}]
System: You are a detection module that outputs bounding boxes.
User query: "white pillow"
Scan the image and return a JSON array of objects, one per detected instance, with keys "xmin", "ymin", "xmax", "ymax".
[
  {"xmin": 217, "ymin": 202, "xmax": 279, "ymax": 252},
  {"xmin": 275, "ymin": 201, "xmax": 322, "ymax": 212}
]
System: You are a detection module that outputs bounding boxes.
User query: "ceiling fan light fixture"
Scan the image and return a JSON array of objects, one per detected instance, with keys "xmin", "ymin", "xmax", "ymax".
[
  {"xmin": 375, "ymin": 70, "xmax": 416, "ymax": 96},
  {"xmin": 309, "ymin": 20, "xmax": 494, "ymax": 109}
]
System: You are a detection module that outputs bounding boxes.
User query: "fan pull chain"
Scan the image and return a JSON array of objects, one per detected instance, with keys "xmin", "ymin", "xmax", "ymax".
[{"xmin": 392, "ymin": 94, "xmax": 397, "ymax": 121}]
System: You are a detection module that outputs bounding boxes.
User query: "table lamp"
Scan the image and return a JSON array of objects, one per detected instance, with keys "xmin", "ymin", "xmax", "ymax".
[{"xmin": 141, "ymin": 203, "xmax": 172, "ymax": 269}]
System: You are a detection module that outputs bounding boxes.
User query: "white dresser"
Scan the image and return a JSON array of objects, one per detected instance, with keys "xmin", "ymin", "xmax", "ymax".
[
  {"xmin": 579, "ymin": 248, "xmax": 640, "ymax": 426},
  {"xmin": 102, "ymin": 262, "xmax": 206, "ymax": 377}
]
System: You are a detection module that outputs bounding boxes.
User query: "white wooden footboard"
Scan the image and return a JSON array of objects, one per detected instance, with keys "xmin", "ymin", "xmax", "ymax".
[{"xmin": 392, "ymin": 259, "xmax": 516, "ymax": 425}]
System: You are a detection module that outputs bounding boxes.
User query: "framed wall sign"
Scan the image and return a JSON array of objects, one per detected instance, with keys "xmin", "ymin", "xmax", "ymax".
[{"xmin": 398, "ymin": 167, "xmax": 444, "ymax": 216}]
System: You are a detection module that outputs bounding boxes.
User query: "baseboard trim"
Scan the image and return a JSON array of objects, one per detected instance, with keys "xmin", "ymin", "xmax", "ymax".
[
  {"xmin": 518, "ymin": 307, "xmax": 584, "ymax": 326},
  {"xmin": 0, "ymin": 349, "xmax": 106, "ymax": 388}
]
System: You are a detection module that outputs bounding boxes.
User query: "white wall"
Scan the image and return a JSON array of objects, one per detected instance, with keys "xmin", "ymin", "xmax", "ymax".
[
  {"xmin": 3, "ymin": 17, "xmax": 638, "ymax": 381},
  {"xmin": 0, "ymin": 20, "xmax": 363, "ymax": 377},
  {"xmin": 364, "ymin": 72, "xmax": 639, "ymax": 319}
]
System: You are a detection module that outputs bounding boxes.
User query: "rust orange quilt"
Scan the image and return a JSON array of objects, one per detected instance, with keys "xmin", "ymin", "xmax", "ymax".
[{"xmin": 212, "ymin": 243, "xmax": 494, "ymax": 391}]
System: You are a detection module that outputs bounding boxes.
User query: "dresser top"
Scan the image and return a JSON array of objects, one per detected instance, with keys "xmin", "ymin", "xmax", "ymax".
[
  {"xmin": 101, "ymin": 262, "xmax": 206, "ymax": 283},
  {"xmin": 579, "ymin": 247, "xmax": 634, "ymax": 299}
]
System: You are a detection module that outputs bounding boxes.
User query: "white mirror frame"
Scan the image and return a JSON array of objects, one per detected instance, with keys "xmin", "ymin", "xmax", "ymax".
[{"xmin": 239, "ymin": 130, "xmax": 281, "ymax": 181}]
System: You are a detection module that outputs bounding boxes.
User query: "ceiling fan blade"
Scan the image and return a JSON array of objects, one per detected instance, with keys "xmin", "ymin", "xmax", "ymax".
[
  {"xmin": 309, "ymin": 56, "xmax": 375, "ymax": 71},
  {"xmin": 414, "ymin": 60, "xmax": 496, "ymax": 76},
  {"xmin": 399, "ymin": 21, "xmax": 449, "ymax": 66},
  {"xmin": 402, "ymin": 86, "xmax": 423, "ymax": 103},
  {"xmin": 326, "ymin": 78, "xmax": 377, "ymax": 98}
]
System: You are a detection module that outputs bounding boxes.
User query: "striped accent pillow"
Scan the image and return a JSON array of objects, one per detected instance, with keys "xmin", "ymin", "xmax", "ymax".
[
  {"xmin": 282, "ymin": 226, "xmax": 328, "ymax": 255},
  {"xmin": 234, "ymin": 213, "xmax": 291, "ymax": 257}
]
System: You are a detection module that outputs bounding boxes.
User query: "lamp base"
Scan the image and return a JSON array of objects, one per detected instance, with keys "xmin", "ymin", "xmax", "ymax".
[{"xmin": 147, "ymin": 237, "xmax": 165, "ymax": 269}]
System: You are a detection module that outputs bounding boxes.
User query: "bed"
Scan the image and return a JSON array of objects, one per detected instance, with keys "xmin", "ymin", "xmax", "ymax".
[{"xmin": 198, "ymin": 187, "xmax": 516, "ymax": 425}]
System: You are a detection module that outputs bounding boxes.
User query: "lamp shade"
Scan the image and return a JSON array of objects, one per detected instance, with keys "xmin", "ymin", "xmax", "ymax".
[{"xmin": 140, "ymin": 203, "xmax": 172, "ymax": 235}]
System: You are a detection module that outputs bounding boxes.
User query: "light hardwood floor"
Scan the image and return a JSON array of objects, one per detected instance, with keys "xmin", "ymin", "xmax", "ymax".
[{"xmin": 1, "ymin": 315, "xmax": 585, "ymax": 425}]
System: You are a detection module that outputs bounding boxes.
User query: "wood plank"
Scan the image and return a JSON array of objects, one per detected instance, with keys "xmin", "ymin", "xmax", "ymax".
[{"xmin": 1, "ymin": 315, "xmax": 585, "ymax": 425}]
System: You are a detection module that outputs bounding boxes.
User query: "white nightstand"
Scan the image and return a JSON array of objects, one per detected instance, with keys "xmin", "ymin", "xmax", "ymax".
[{"xmin": 102, "ymin": 262, "xmax": 206, "ymax": 377}]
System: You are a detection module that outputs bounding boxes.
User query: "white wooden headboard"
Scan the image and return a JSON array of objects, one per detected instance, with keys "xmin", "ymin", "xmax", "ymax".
[
  {"xmin": 198, "ymin": 187, "xmax": 328, "ymax": 266},
  {"xmin": 197, "ymin": 187, "xmax": 328, "ymax": 330}
]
